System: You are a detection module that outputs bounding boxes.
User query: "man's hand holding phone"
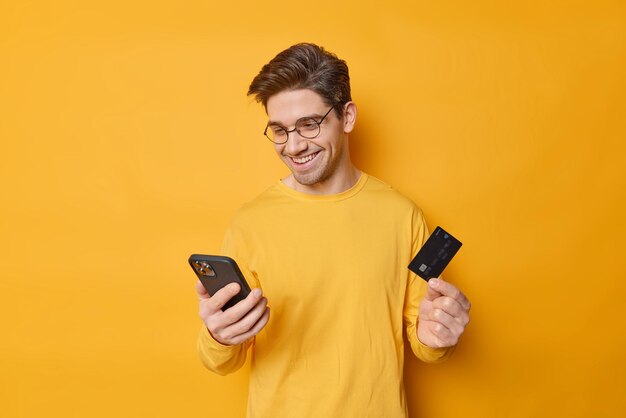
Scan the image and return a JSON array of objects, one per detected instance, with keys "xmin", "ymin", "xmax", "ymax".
[{"xmin": 196, "ymin": 281, "xmax": 270, "ymax": 346}]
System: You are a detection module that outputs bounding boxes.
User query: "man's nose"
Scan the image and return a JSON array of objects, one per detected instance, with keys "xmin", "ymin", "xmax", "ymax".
[{"xmin": 284, "ymin": 130, "xmax": 308, "ymax": 154}]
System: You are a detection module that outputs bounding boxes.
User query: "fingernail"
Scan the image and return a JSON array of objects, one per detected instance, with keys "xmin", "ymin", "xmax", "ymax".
[
  {"xmin": 429, "ymin": 278, "xmax": 439, "ymax": 287},
  {"xmin": 252, "ymin": 288, "xmax": 262, "ymax": 297}
]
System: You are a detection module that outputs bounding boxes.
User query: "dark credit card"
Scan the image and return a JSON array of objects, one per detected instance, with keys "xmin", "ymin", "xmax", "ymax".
[{"xmin": 408, "ymin": 226, "xmax": 462, "ymax": 281}]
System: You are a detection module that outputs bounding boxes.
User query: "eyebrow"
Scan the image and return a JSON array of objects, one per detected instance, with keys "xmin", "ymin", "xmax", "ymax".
[{"xmin": 267, "ymin": 112, "xmax": 326, "ymax": 126}]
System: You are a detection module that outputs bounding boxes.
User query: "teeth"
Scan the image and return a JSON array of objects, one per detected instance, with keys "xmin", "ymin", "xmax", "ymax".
[{"xmin": 292, "ymin": 152, "xmax": 317, "ymax": 164}]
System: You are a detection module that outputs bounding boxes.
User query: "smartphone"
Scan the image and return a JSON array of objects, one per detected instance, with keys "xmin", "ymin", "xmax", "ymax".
[{"xmin": 189, "ymin": 254, "xmax": 251, "ymax": 311}]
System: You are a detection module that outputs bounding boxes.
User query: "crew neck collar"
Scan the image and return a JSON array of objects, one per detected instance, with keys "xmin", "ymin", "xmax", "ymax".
[{"xmin": 276, "ymin": 172, "xmax": 368, "ymax": 202}]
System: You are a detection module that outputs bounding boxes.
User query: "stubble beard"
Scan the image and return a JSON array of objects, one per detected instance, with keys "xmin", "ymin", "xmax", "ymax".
[{"xmin": 290, "ymin": 148, "xmax": 343, "ymax": 187}]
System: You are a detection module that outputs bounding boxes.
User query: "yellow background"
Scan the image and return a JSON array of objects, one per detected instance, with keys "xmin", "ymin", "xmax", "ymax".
[{"xmin": 1, "ymin": 1, "xmax": 625, "ymax": 417}]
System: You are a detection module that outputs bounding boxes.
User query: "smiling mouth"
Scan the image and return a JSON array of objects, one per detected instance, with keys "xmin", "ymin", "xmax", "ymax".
[{"xmin": 290, "ymin": 151, "xmax": 319, "ymax": 164}]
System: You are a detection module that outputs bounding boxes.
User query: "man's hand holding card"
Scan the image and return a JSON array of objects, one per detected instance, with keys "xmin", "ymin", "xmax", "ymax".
[
  {"xmin": 417, "ymin": 278, "xmax": 471, "ymax": 348},
  {"xmin": 409, "ymin": 226, "xmax": 471, "ymax": 349}
]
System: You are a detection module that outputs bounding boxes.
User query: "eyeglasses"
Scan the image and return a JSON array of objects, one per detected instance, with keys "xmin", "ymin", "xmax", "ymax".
[{"xmin": 263, "ymin": 105, "xmax": 335, "ymax": 144}]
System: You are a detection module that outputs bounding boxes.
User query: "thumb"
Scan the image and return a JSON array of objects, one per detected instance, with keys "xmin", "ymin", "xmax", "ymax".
[
  {"xmin": 424, "ymin": 278, "xmax": 442, "ymax": 302},
  {"xmin": 196, "ymin": 280, "xmax": 210, "ymax": 300}
]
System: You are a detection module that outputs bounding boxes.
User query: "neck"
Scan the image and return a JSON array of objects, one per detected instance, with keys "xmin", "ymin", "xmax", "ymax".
[{"xmin": 284, "ymin": 164, "xmax": 362, "ymax": 195}]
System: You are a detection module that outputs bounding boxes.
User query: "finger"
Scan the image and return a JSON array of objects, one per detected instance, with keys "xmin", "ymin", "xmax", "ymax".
[
  {"xmin": 422, "ymin": 318, "xmax": 459, "ymax": 348},
  {"xmin": 428, "ymin": 308, "xmax": 465, "ymax": 337},
  {"xmin": 432, "ymin": 296, "xmax": 466, "ymax": 321},
  {"xmin": 228, "ymin": 306, "xmax": 270, "ymax": 346},
  {"xmin": 207, "ymin": 282, "xmax": 242, "ymax": 313},
  {"xmin": 196, "ymin": 280, "xmax": 210, "ymax": 299},
  {"xmin": 222, "ymin": 297, "xmax": 268, "ymax": 339},
  {"xmin": 221, "ymin": 287, "xmax": 264, "ymax": 324},
  {"xmin": 428, "ymin": 278, "xmax": 471, "ymax": 310},
  {"xmin": 423, "ymin": 279, "xmax": 443, "ymax": 302},
  {"xmin": 429, "ymin": 320, "xmax": 459, "ymax": 347}
]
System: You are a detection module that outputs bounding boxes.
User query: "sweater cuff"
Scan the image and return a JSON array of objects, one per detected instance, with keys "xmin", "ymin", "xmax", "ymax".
[{"xmin": 414, "ymin": 337, "xmax": 455, "ymax": 363}]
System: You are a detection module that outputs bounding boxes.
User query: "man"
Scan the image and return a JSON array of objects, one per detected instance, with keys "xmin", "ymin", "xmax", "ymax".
[{"xmin": 196, "ymin": 43, "xmax": 470, "ymax": 417}]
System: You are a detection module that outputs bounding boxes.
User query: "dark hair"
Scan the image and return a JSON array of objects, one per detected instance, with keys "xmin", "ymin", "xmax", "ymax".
[{"xmin": 247, "ymin": 43, "xmax": 351, "ymax": 118}]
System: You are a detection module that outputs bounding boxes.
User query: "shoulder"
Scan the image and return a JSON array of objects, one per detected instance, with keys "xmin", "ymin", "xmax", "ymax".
[
  {"xmin": 227, "ymin": 182, "xmax": 285, "ymax": 228},
  {"xmin": 362, "ymin": 174, "xmax": 423, "ymax": 215},
  {"xmin": 360, "ymin": 174, "xmax": 429, "ymax": 243}
]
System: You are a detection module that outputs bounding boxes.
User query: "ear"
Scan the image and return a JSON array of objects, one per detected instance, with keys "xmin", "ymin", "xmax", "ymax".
[{"xmin": 342, "ymin": 101, "xmax": 357, "ymax": 134}]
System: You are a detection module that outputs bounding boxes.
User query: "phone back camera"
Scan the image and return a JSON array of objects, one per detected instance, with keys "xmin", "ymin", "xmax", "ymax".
[{"xmin": 193, "ymin": 261, "xmax": 216, "ymax": 277}]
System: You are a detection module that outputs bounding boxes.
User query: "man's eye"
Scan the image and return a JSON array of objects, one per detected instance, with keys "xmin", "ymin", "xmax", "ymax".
[
  {"xmin": 272, "ymin": 127, "xmax": 286, "ymax": 135},
  {"xmin": 298, "ymin": 119, "xmax": 318, "ymax": 130}
]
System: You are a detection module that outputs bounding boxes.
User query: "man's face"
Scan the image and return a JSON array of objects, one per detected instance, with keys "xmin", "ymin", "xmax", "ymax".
[{"xmin": 266, "ymin": 89, "xmax": 353, "ymax": 190}]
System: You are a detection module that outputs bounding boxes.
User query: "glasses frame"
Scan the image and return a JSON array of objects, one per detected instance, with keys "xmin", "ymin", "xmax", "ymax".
[{"xmin": 263, "ymin": 105, "xmax": 336, "ymax": 144}]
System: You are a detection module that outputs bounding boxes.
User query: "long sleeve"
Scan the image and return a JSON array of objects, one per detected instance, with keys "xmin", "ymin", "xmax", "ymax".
[
  {"xmin": 403, "ymin": 208, "xmax": 454, "ymax": 363},
  {"xmin": 197, "ymin": 325, "xmax": 253, "ymax": 375},
  {"xmin": 196, "ymin": 217, "xmax": 260, "ymax": 375}
]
